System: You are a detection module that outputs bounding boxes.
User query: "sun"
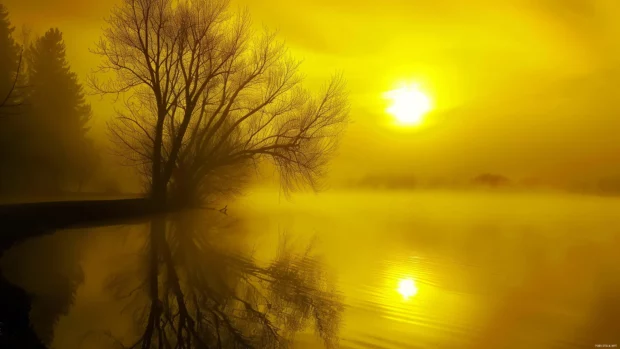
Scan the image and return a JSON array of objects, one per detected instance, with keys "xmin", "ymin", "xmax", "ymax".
[
  {"xmin": 385, "ymin": 85, "xmax": 432, "ymax": 125},
  {"xmin": 397, "ymin": 278, "xmax": 418, "ymax": 300}
]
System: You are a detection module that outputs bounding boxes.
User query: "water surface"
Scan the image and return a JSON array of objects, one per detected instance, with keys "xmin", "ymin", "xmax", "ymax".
[
  {"xmin": 235, "ymin": 190, "xmax": 620, "ymax": 349},
  {"xmin": 7, "ymin": 190, "xmax": 620, "ymax": 348}
]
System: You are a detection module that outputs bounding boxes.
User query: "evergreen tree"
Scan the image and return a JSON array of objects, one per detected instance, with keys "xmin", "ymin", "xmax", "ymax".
[
  {"xmin": 0, "ymin": 4, "xmax": 26, "ymax": 196},
  {"xmin": 0, "ymin": 3, "xmax": 19, "ymax": 104},
  {"xmin": 25, "ymin": 28, "xmax": 97, "ymax": 193}
]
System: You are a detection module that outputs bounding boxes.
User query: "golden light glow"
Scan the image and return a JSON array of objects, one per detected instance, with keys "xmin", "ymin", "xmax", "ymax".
[
  {"xmin": 385, "ymin": 85, "xmax": 432, "ymax": 126},
  {"xmin": 397, "ymin": 278, "xmax": 418, "ymax": 300}
]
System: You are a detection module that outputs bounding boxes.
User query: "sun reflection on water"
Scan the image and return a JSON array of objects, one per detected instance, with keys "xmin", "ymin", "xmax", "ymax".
[{"xmin": 397, "ymin": 277, "xmax": 418, "ymax": 300}]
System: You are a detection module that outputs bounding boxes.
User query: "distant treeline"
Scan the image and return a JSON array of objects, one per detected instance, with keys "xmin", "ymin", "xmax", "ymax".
[
  {"xmin": 342, "ymin": 172, "xmax": 620, "ymax": 195},
  {"xmin": 342, "ymin": 173, "xmax": 517, "ymax": 190}
]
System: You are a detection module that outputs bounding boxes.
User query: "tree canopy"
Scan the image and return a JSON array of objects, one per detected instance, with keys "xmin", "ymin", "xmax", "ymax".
[{"xmin": 92, "ymin": 0, "xmax": 349, "ymax": 208}]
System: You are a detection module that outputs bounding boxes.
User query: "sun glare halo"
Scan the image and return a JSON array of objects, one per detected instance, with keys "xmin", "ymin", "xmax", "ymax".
[{"xmin": 385, "ymin": 85, "xmax": 432, "ymax": 126}]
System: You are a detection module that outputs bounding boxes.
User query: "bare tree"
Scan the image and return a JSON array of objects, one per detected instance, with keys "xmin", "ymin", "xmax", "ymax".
[
  {"xmin": 91, "ymin": 0, "xmax": 348, "ymax": 208},
  {"xmin": 90, "ymin": 0, "xmax": 348, "ymax": 347}
]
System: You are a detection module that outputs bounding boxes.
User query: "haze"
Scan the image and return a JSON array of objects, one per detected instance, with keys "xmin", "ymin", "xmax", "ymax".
[
  {"xmin": 5, "ymin": 0, "xmax": 620, "ymax": 187},
  {"xmin": 2, "ymin": 1, "xmax": 620, "ymax": 349}
]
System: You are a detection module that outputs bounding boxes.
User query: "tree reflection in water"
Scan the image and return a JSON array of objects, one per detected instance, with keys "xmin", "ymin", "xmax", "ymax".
[{"xmin": 98, "ymin": 210, "xmax": 343, "ymax": 349}]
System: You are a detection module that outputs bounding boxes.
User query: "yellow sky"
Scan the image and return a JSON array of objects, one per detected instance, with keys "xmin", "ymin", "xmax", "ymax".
[{"xmin": 5, "ymin": 0, "xmax": 620, "ymax": 184}]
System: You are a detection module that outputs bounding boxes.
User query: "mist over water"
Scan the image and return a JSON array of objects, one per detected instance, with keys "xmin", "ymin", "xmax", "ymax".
[
  {"xmin": 236, "ymin": 190, "xmax": 620, "ymax": 348},
  {"xmin": 5, "ymin": 190, "xmax": 620, "ymax": 348}
]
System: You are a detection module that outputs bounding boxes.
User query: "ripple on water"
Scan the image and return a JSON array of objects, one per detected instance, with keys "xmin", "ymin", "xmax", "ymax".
[{"xmin": 337, "ymin": 252, "xmax": 485, "ymax": 349}]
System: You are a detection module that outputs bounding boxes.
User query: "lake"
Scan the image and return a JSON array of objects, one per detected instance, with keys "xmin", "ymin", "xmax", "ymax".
[{"xmin": 6, "ymin": 190, "xmax": 620, "ymax": 348}]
